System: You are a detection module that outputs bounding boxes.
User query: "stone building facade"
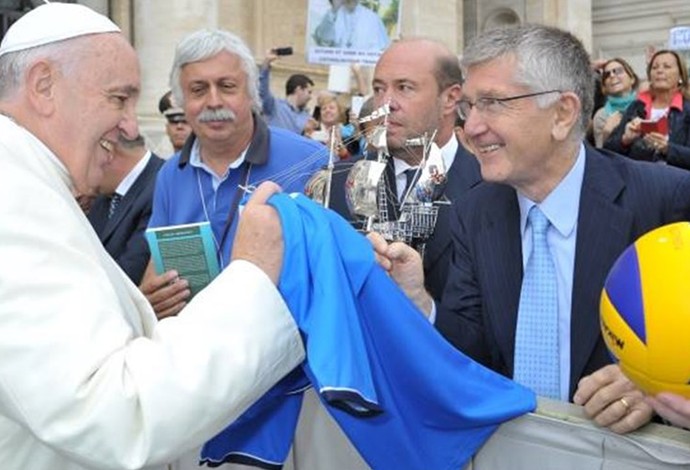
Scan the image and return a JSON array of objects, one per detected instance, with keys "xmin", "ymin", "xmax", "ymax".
[{"xmin": 2, "ymin": 0, "xmax": 689, "ymax": 154}]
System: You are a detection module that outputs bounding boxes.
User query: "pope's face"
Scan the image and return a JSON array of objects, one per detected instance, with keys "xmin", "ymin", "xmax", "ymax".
[{"xmin": 52, "ymin": 34, "xmax": 140, "ymax": 194}]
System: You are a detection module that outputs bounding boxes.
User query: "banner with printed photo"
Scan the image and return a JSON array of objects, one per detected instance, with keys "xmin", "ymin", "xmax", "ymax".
[{"xmin": 306, "ymin": 0, "xmax": 401, "ymax": 66}]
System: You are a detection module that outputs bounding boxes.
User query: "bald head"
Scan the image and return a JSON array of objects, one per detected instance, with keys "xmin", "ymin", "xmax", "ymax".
[
  {"xmin": 379, "ymin": 38, "xmax": 462, "ymax": 94},
  {"xmin": 372, "ymin": 38, "xmax": 463, "ymax": 158}
]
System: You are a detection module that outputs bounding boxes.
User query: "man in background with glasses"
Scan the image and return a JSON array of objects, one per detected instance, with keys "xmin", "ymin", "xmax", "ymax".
[{"xmin": 370, "ymin": 24, "xmax": 690, "ymax": 435}]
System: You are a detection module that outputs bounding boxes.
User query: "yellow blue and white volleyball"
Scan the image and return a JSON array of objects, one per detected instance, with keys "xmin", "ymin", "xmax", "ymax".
[{"xmin": 600, "ymin": 222, "xmax": 690, "ymax": 398}]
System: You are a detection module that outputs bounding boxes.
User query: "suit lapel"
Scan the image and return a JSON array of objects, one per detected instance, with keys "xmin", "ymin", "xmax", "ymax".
[
  {"xmin": 477, "ymin": 151, "xmax": 634, "ymax": 395},
  {"xmin": 101, "ymin": 195, "xmax": 132, "ymax": 243},
  {"xmin": 87, "ymin": 198, "xmax": 110, "ymax": 236},
  {"xmin": 477, "ymin": 186, "xmax": 523, "ymax": 372},
  {"xmin": 569, "ymin": 149, "xmax": 632, "ymax": 396},
  {"xmin": 424, "ymin": 146, "xmax": 481, "ymax": 267},
  {"xmin": 100, "ymin": 157, "xmax": 159, "ymax": 241}
]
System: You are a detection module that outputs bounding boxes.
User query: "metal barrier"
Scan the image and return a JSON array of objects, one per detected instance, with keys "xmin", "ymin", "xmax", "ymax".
[
  {"xmin": 284, "ymin": 389, "xmax": 690, "ymax": 469},
  {"xmin": 468, "ymin": 398, "xmax": 690, "ymax": 470}
]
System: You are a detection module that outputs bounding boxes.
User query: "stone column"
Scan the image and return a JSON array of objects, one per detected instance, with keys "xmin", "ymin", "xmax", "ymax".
[
  {"xmin": 78, "ymin": 0, "xmax": 108, "ymax": 15},
  {"xmin": 131, "ymin": 0, "xmax": 219, "ymax": 156},
  {"xmin": 525, "ymin": 0, "xmax": 592, "ymax": 52},
  {"xmin": 400, "ymin": 0, "xmax": 463, "ymax": 53}
]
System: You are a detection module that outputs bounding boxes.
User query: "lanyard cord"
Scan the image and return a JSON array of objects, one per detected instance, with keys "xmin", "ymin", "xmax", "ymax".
[{"xmin": 195, "ymin": 162, "xmax": 252, "ymax": 269}]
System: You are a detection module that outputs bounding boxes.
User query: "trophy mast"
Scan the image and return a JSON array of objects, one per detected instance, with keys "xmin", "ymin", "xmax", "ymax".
[
  {"xmin": 323, "ymin": 126, "xmax": 337, "ymax": 209},
  {"xmin": 364, "ymin": 103, "xmax": 391, "ymax": 233}
]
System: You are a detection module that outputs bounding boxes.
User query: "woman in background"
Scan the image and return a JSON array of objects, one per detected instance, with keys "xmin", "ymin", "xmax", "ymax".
[
  {"xmin": 592, "ymin": 58, "xmax": 639, "ymax": 148},
  {"xmin": 307, "ymin": 94, "xmax": 360, "ymax": 160},
  {"xmin": 604, "ymin": 50, "xmax": 690, "ymax": 169}
]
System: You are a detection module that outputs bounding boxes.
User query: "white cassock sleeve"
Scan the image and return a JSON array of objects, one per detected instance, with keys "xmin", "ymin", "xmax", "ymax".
[{"xmin": 0, "ymin": 120, "xmax": 305, "ymax": 470}]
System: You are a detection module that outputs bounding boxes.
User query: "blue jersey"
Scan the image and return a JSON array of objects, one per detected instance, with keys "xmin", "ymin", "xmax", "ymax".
[
  {"xmin": 149, "ymin": 117, "xmax": 326, "ymax": 266},
  {"xmin": 201, "ymin": 194, "xmax": 536, "ymax": 469}
]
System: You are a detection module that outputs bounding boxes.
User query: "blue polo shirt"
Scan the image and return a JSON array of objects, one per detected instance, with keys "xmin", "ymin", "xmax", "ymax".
[
  {"xmin": 200, "ymin": 193, "xmax": 536, "ymax": 470},
  {"xmin": 149, "ymin": 116, "xmax": 326, "ymax": 267}
]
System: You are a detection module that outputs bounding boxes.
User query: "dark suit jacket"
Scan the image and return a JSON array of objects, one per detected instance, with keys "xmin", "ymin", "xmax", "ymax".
[
  {"xmin": 88, "ymin": 154, "xmax": 165, "ymax": 284},
  {"xmin": 422, "ymin": 145, "xmax": 481, "ymax": 300},
  {"xmin": 327, "ymin": 143, "xmax": 481, "ymax": 300},
  {"xmin": 436, "ymin": 146, "xmax": 690, "ymax": 400}
]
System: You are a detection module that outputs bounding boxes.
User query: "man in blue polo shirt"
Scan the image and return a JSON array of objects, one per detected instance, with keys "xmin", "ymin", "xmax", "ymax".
[{"xmin": 140, "ymin": 29, "xmax": 326, "ymax": 320}]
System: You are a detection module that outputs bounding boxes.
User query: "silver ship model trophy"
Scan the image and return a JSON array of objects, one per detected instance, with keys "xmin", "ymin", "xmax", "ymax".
[{"xmin": 306, "ymin": 103, "xmax": 449, "ymax": 253}]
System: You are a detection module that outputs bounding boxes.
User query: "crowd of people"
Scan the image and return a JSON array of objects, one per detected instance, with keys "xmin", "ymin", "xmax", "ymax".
[
  {"xmin": 1, "ymin": 2, "xmax": 690, "ymax": 470},
  {"xmin": 603, "ymin": 49, "xmax": 690, "ymax": 168}
]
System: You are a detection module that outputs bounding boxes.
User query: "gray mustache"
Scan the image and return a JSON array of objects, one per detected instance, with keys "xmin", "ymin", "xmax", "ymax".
[{"xmin": 198, "ymin": 108, "xmax": 236, "ymax": 122}]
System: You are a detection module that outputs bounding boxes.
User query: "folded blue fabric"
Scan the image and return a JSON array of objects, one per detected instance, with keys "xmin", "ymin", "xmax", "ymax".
[{"xmin": 201, "ymin": 193, "xmax": 535, "ymax": 469}]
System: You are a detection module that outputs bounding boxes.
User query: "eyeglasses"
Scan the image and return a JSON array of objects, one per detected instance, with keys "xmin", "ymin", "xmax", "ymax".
[
  {"xmin": 457, "ymin": 90, "xmax": 562, "ymax": 120},
  {"xmin": 602, "ymin": 66, "xmax": 626, "ymax": 81}
]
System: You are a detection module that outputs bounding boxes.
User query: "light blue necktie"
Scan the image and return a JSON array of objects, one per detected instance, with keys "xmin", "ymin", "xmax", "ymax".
[{"xmin": 513, "ymin": 206, "xmax": 560, "ymax": 399}]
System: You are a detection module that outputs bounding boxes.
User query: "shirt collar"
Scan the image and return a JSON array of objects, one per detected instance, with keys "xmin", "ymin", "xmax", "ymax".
[
  {"xmin": 517, "ymin": 143, "xmax": 585, "ymax": 238},
  {"xmin": 439, "ymin": 133, "xmax": 458, "ymax": 170},
  {"xmin": 177, "ymin": 112, "xmax": 270, "ymax": 169},
  {"xmin": 115, "ymin": 150, "xmax": 151, "ymax": 196},
  {"xmin": 393, "ymin": 134, "xmax": 458, "ymax": 177},
  {"xmin": 637, "ymin": 89, "xmax": 684, "ymax": 117},
  {"xmin": 393, "ymin": 156, "xmax": 416, "ymax": 177}
]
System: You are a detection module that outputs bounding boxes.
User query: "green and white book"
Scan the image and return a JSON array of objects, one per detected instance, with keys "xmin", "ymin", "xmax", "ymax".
[{"xmin": 145, "ymin": 221, "xmax": 220, "ymax": 298}]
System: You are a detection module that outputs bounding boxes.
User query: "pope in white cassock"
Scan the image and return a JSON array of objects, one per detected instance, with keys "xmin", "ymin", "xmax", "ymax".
[
  {"xmin": 0, "ymin": 3, "xmax": 305, "ymax": 470},
  {"xmin": 313, "ymin": 0, "xmax": 390, "ymax": 50}
]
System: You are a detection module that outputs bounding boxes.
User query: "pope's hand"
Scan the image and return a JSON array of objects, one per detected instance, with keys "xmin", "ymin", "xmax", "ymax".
[{"xmin": 232, "ymin": 182, "xmax": 284, "ymax": 285}]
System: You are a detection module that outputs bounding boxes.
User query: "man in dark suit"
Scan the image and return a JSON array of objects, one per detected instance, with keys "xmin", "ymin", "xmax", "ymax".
[
  {"xmin": 370, "ymin": 25, "xmax": 690, "ymax": 435},
  {"xmin": 329, "ymin": 37, "xmax": 481, "ymax": 301},
  {"xmin": 373, "ymin": 38, "xmax": 482, "ymax": 301},
  {"xmin": 88, "ymin": 134, "xmax": 164, "ymax": 284}
]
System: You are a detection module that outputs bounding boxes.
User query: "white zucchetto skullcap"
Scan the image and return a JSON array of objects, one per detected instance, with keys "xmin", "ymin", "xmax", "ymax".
[{"xmin": 0, "ymin": 3, "xmax": 120, "ymax": 58}]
